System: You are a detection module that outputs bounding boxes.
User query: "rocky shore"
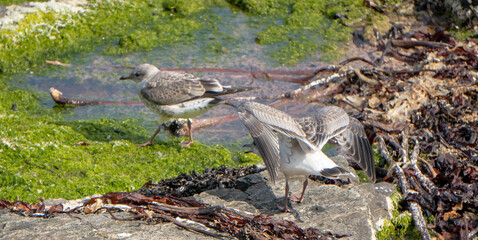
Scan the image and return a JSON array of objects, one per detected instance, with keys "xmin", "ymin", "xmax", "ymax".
[{"xmin": 1, "ymin": 157, "xmax": 396, "ymax": 239}]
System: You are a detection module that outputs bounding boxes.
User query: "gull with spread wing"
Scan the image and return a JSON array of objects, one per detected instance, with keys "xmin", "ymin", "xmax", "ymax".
[
  {"xmin": 233, "ymin": 102, "xmax": 375, "ymax": 212},
  {"xmin": 121, "ymin": 63, "xmax": 256, "ymax": 147}
]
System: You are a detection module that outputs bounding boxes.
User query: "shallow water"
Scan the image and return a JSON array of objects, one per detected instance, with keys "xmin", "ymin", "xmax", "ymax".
[{"xmin": 14, "ymin": 6, "xmax": 327, "ymax": 146}]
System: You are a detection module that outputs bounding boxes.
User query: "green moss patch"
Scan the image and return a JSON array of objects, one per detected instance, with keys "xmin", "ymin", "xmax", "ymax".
[
  {"xmin": 226, "ymin": 0, "xmax": 283, "ymax": 15},
  {"xmin": 252, "ymin": 0, "xmax": 375, "ymax": 63},
  {"xmin": 376, "ymin": 193, "xmax": 421, "ymax": 240}
]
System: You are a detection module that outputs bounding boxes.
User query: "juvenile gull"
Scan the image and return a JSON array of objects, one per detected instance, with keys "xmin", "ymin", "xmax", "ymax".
[
  {"xmin": 121, "ymin": 63, "xmax": 255, "ymax": 147},
  {"xmin": 233, "ymin": 102, "xmax": 375, "ymax": 212}
]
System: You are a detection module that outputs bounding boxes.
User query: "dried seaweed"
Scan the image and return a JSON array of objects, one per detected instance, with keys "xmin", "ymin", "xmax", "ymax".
[{"xmin": 360, "ymin": 29, "xmax": 478, "ymax": 239}]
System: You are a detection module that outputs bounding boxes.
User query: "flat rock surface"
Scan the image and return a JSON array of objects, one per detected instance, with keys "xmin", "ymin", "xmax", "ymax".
[
  {"xmin": 0, "ymin": 157, "xmax": 396, "ymax": 240},
  {"xmin": 192, "ymin": 176, "xmax": 395, "ymax": 239},
  {"xmin": 0, "ymin": 209, "xmax": 210, "ymax": 240}
]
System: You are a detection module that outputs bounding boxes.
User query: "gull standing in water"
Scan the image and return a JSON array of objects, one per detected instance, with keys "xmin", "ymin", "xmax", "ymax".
[
  {"xmin": 233, "ymin": 102, "xmax": 375, "ymax": 212},
  {"xmin": 121, "ymin": 63, "xmax": 256, "ymax": 147}
]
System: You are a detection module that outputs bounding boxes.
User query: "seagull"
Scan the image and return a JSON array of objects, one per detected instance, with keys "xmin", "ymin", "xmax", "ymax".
[
  {"xmin": 120, "ymin": 63, "xmax": 256, "ymax": 147},
  {"xmin": 233, "ymin": 101, "xmax": 375, "ymax": 212}
]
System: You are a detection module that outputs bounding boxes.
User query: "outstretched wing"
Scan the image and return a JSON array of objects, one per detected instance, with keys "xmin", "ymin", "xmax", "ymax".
[
  {"xmin": 297, "ymin": 105, "xmax": 350, "ymax": 149},
  {"xmin": 239, "ymin": 102, "xmax": 315, "ymax": 151},
  {"xmin": 335, "ymin": 117, "xmax": 376, "ymax": 182},
  {"xmin": 237, "ymin": 109, "xmax": 280, "ymax": 183}
]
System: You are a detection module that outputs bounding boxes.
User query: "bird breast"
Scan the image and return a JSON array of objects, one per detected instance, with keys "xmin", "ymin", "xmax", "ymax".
[
  {"xmin": 140, "ymin": 95, "xmax": 217, "ymax": 119},
  {"xmin": 278, "ymin": 135, "xmax": 338, "ymax": 176}
]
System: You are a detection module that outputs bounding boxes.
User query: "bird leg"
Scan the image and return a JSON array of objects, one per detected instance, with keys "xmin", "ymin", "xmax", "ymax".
[
  {"xmin": 136, "ymin": 124, "xmax": 162, "ymax": 147},
  {"xmin": 278, "ymin": 178, "xmax": 292, "ymax": 212},
  {"xmin": 180, "ymin": 118, "xmax": 194, "ymax": 147},
  {"xmin": 290, "ymin": 176, "xmax": 308, "ymax": 203}
]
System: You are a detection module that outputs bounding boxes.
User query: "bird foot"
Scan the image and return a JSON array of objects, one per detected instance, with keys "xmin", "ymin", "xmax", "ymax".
[
  {"xmin": 136, "ymin": 142, "xmax": 153, "ymax": 147},
  {"xmin": 180, "ymin": 140, "xmax": 193, "ymax": 147},
  {"xmin": 289, "ymin": 193, "xmax": 303, "ymax": 203},
  {"xmin": 278, "ymin": 204, "xmax": 293, "ymax": 213}
]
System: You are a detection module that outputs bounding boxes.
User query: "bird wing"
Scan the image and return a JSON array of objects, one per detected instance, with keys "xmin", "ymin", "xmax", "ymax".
[
  {"xmin": 297, "ymin": 105, "xmax": 350, "ymax": 149},
  {"xmin": 140, "ymin": 72, "xmax": 206, "ymax": 105},
  {"xmin": 239, "ymin": 102, "xmax": 315, "ymax": 147},
  {"xmin": 237, "ymin": 110, "xmax": 280, "ymax": 183},
  {"xmin": 335, "ymin": 117, "xmax": 376, "ymax": 182},
  {"xmin": 198, "ymin": 78, "xmax": 224, "ymax": 93}
]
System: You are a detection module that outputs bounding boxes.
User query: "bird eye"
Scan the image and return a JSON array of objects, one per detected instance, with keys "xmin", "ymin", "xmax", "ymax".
[{"xmin": 135, "ymin": 72, "xmax": 142, "ymax": 77}]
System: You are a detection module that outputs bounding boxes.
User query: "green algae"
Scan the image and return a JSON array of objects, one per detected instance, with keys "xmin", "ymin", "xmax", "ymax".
[
  {"xmin": 1, "ymin": 10, "xmax": 91, "ymax": 74},
  {"xmin": 448, "ymin": 29, "xmax": 477, "ymax": 41},
  {"xmin": 226, "ymin": 0, "xmax": 285, "ymax": 15},
  {"xmin": 162, "ymin": 0, "xmax": 226, "ymax": 15},
  {"xmin": 376, "ymin": 192, "xmax": 422, "ymax": 239},
  {"xmin": 253, "ymin": 0, "xmax": 373, "ymax": 63}
]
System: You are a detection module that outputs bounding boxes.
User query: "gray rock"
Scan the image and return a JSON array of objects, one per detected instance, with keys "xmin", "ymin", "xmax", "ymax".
[
  {"xmin": 194, "ymin": 167, "xmax": 395, "ymax": 240},
  {"xmin": 0, "ymin": 209, "xmax": 211, "ymax": 240}
]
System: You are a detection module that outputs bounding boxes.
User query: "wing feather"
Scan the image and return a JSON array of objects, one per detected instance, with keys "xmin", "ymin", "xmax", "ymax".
[
  {"xmin": 140, "ymin": 72, "xmax": 206, "ymax": 105},
  {"xmin": 198, "ymin": 78, "xmax": 224, "ymax": 92},
  {"xmin": 335, "ymin": 117, "xmax": 376, "ymax": 182},
  {"xmin": 296, "ymin": 106, "xmax": 350, "ymax": 149},
  {"xmin": 237, "ymin": 110, "xmax": 280, "ymax": 183},
  {"xmin": 240, "ymin": 102, "xmax": 316, "ymax": 151}
]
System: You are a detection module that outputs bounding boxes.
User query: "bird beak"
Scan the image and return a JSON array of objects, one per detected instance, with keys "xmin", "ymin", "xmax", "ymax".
[{"xmin": 119, "ymin": 75, "xmax": 130, "ymax": 80}]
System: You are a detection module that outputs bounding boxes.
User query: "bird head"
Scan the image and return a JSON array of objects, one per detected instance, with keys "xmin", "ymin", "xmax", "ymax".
[{"xmin": 120, "ymin": 63, "xmax": 159, "ymax": 83}]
